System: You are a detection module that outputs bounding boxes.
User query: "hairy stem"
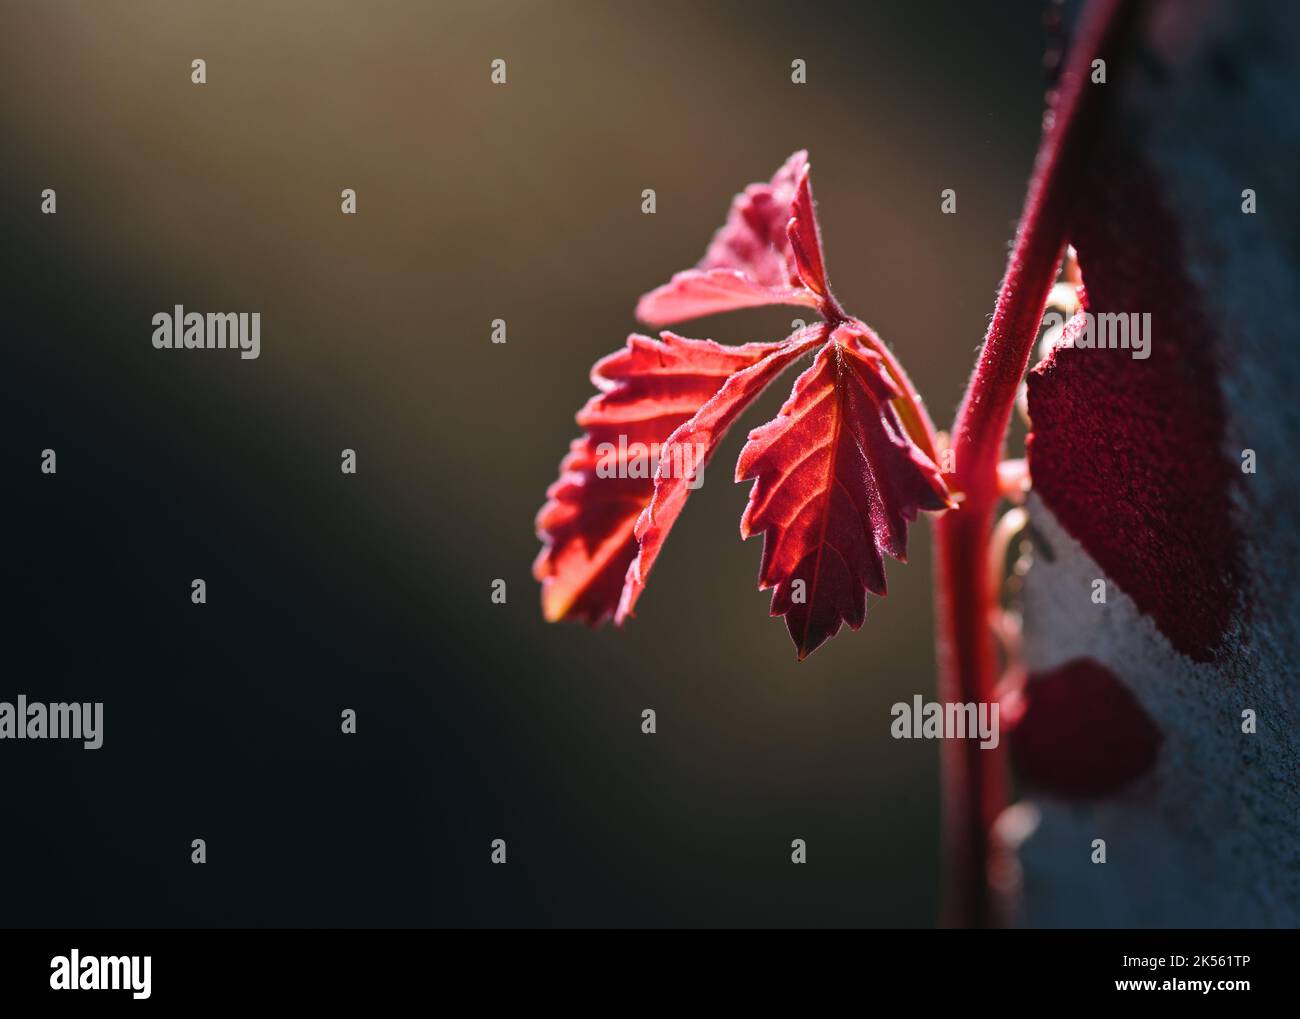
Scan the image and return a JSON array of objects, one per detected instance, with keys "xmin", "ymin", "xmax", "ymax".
[{"xmin": 932, "ymin": 0, "xmax": 1137, "ymax": 928}]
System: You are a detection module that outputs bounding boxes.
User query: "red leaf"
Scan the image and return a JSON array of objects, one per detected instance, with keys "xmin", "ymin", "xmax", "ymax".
[
  {"xmin": 1026, "ymin": 152, "xmax": 1242, "ymax": 662},
  {"xmin": 534, "ymin": 332, "xmax": 799, "ymax": 624},
  {"xmin": 634, "ymin": 269, "xmax": 818, "ymax": 327},
  {"xmin": 617, "ymin": 325, "xmax": 824, "ymax": 622},
  {"xmin": 702, "ymin": 149, "xmax": 808, "ymax": 287},
  {"xmin": 786, "ymin": 166, "xmax": 830, "ymax": 298},
  {"xmin": 1004, "ymin": 658, "xmax": 1163, "ymax": 799},
  {"xmin": 636, "ymin": 150, "xmax": 829, "ymax": 326},
  {"xmin": 537, "ymin": 151, "xmax": 950, "ymax": 658},
  {"xmin": 736, "ymin": 323, "xmax": 951, "ymax": 659}
]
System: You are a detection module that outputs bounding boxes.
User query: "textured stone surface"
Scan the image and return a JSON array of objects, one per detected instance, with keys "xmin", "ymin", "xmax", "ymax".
[{"xmin": 1012, "ymin": 0, "xmax": 1300, "ymax": 927}]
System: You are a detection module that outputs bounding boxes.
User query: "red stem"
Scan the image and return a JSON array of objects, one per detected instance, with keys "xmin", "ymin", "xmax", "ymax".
[{"xmin": 932, "ymin": 0, "xmax": 1138, "ymax": 928}]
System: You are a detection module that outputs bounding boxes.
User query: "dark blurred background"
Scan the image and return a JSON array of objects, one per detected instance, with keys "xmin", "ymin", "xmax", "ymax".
[{"xmin": 3, "ymin": 0, "xmax": 1048, "ymax": 926}]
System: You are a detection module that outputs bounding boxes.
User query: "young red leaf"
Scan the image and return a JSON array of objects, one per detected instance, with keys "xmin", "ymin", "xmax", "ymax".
[
  {"xmin": 636, "ymin": 150, "xmax": 828, "ymax": 326},
  {"xmin": 538, "ymin": 151, "xmax": 950, "ymax": 659},
  {"xmin": 634, "ymin": 269, "xmax": 818, "ymax": 327},
  {"xmin": 617, "ymin": 325, "xmax": 825, "ymax": 622},
  {"xmin": 534, "ymin": 331, "xmax": 799, "ymax": 624},
  {"xmin": 786, "ymin": 166, "xmax": 831, "ymax": 299},
  {"xmin": 736, "ymin": 323, "xmax": 951, "ymax": 659}
]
